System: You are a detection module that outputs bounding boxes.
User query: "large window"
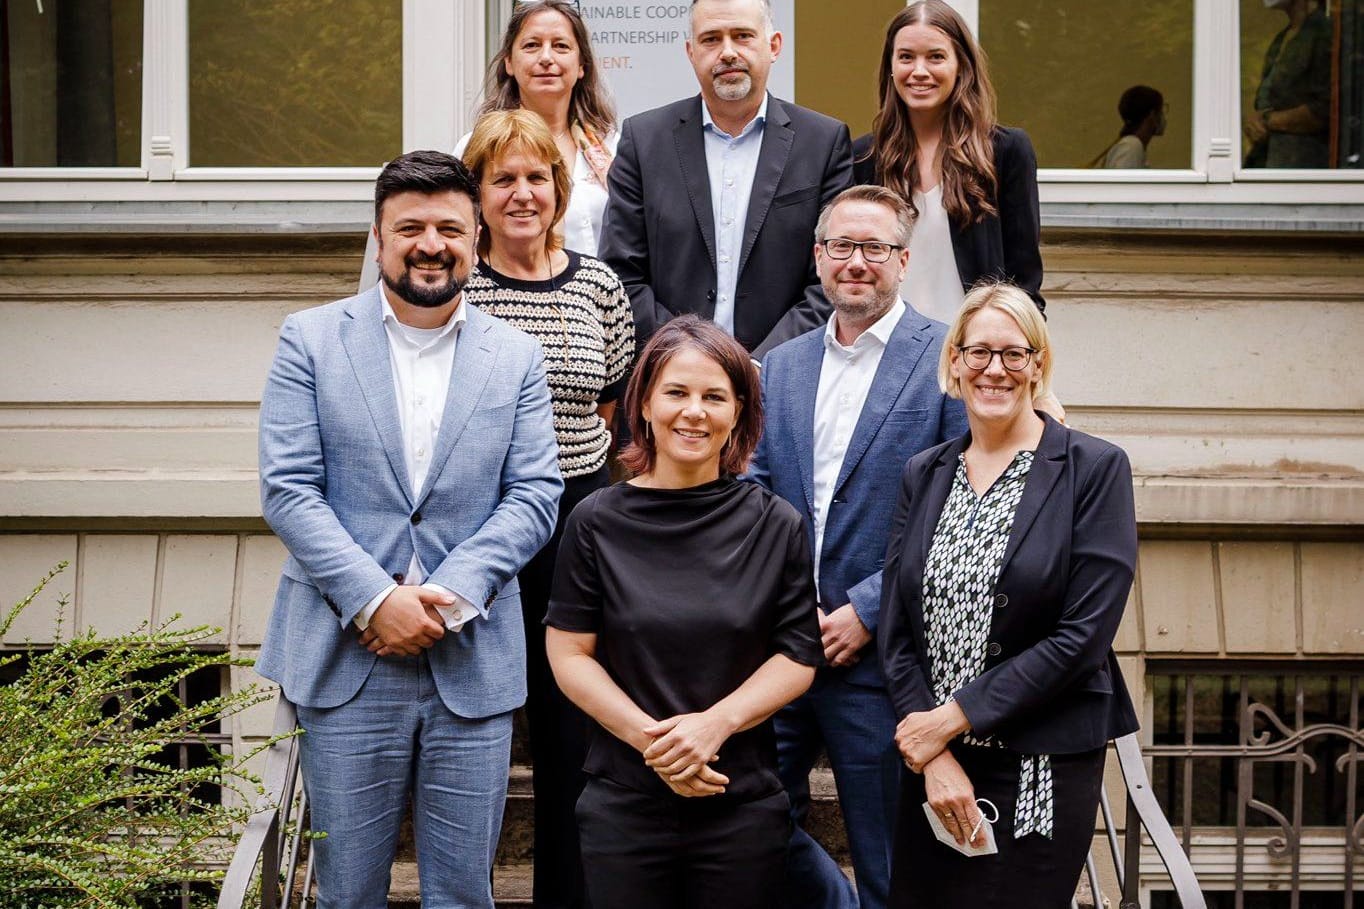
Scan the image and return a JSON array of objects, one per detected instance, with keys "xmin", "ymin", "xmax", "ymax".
[
  {"xmin": 1, "ymin": 0, "xmax": 143, "ymax": 167},
  {"xmin": 982, "ymin": 0, "xmax": 1194, "ymax": 170},
  {"xmin": 187, "ymin": 0, "xmax": 401, "ymax": 167}
]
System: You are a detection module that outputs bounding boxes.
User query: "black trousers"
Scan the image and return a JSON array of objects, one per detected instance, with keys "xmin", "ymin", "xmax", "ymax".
[
  {"xmin": 519, "ymin": 464, "xmax": 609, "ymax": 909},
  {"xmin": 889, "ymin": 743, "xmax": 1107, "ymax": 909},
  {"xmin": 577, "ymin": 777, "xmax": 791, "ymax": 909}
]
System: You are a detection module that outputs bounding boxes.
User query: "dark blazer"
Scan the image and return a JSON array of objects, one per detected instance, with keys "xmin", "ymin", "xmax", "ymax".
[
  {"xmin": 852, "ymin": 126, "xmax": 1045, "ymax": 312},
  {"xmin": 748, "ymin": 307, "xmax": 966, "ymax": 688},
  {"xmin": 601, "ymin": 94, "xmax": 853, "ymax": 357},
  {"xmin": 878, "ymin": 415, "xmax": 1139, "ymax": 754}
]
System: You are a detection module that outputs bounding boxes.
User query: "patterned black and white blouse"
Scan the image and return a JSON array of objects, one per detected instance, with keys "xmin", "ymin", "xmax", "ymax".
[
  {"xmin": 922, "ymin": 450, "xmax": 1054, "ymax": 838},
  {"xmin": 464, "ymin": 252, "xmax": 634, "ymax": 478}
]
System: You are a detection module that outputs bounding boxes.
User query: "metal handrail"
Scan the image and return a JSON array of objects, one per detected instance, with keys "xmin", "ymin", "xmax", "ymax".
[
  {"xmin": 217, "ymin": 703, "xmax": 1205, "ymax": 908},
  {"xmin": 1112, "ymin": 732, "xmax": 1207, "ymax": 909},
  {"xmin": 218, "ymin": 697, "xmax": 304, "ymax": 909}
]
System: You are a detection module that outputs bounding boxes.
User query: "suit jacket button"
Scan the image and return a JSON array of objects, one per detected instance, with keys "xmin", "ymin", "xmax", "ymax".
[
  {"xmin": 994, "ymin": 593, "xmax": 1008, "ymax": 607},
  {"xmin": 986, "ymin": 642, "xmax": 1002, "ymax": 657},
  {"xmin": 410, "ymin": 511, "xmax": 422, "ymax": 525},
  {"xmin": 393, "ymin": 572, "xmax": 405, "ymax": 583}
]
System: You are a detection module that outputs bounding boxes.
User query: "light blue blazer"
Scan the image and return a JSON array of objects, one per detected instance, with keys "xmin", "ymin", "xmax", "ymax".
[
  {"xmin": 749, "ymin": 306, "xmax": 967, "ymax": 688},
  {"xmin": 256, "ymin": 287, "xmax": 562, "ymax": 718}
]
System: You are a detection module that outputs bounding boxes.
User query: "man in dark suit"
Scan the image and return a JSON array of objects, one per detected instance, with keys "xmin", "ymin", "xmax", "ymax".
[
  {"xmin": 599, "ymin": 0, "xmax": 853, "ymax": 358},
  {"xmin": 749, "ymin": 185, "xmax": 967, "ymax": 909}
]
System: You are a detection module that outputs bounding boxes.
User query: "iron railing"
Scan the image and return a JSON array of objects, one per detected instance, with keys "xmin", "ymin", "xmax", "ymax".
[{"xmin": 1146, "ymin": 662, "xmax": 1364, "ymax": 909}]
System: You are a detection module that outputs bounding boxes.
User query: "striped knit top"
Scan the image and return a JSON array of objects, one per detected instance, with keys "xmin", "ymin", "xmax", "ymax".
[{"xmin": 464, "ymin": 252, "xmax": 634, "ymax": 478}]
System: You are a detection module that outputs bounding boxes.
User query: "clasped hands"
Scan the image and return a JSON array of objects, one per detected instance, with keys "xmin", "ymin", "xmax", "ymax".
[
  {"xmin": 639, "ymin": 710, "xmax": 735, "ymax": 799},
  {"xmin": 896, "ymin": 701, "xmax": 984, "ymax": 847},
  {"xmin": 357, "ymin": 585, "xmax": 454, "ymax": 657}
]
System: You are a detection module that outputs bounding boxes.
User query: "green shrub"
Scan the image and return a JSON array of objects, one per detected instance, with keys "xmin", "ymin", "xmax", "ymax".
[{"xmin": 0, "ymin": 563, "xmax": 271, "ymax": 907}]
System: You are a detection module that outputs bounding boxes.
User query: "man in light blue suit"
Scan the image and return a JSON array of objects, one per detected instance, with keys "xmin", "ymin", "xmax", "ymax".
[
  {"xmin": 749, "ymin": 185, "xmax": 967, "ymax": 909},
  {"xmin": 257, "ymin": 150, "xmax": 561, "ymax": 909}
]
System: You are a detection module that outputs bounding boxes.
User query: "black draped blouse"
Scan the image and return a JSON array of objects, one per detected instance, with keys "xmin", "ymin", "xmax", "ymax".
[{"xmin": 547, "ymin": 477, "xmax": 822, "ymax": 801}]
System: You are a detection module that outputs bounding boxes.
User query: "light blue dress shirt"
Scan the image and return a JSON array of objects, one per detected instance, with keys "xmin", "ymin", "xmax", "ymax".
[{"xmin": 701, "ymin": 94, "xmax": 769, "ymax": 335}]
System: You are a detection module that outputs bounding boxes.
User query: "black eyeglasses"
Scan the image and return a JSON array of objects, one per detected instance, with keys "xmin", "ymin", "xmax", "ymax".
[
  {"xmin": 819, "ymin": 238, "xmax": 903, "ymax": 264},
  {"xmin": 957, "ymin": 345, "xmax": 1036, "ymax": 372}
]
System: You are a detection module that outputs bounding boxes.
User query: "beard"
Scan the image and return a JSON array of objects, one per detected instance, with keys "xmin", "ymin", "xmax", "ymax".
[
  {"xmin": 828, "ymin": 285, "xmax": 898, "ymax": 327},
  {"xmin": 711, "ymin": 66, "xmax": 753, "ymax": 102},
  {"xmin": 381, "ymin": 252, "xmax": 466, "ymax": 308}
]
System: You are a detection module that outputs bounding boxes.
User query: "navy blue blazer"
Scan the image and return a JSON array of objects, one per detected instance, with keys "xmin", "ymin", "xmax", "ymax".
[
  {"xmin": 601, "ymin": 93, "xmax": 853, "ymax": 357},
  {"xmin": 878, "ymin": 415, "xmax": 1139, "ymax": 754},
  {"xmin": 852, "ymin": 126, "xmax": 1045, "ymax": 313},
  {"xmin": 749, "ymin": 307, "xmax": 967, "ymax": 688}
]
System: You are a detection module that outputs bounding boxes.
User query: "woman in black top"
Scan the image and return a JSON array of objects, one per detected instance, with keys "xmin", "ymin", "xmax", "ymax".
[
  {"xmin": 878, "ymin": 284, "xmax": 1139, "ymax": 908},
  {"xmin": 546, "ymin": 315, "xmax": 822, "ymax": 909},
  {"xmin": 853, "ymin": 1, "xmax": 1044, "ymax": 315}
]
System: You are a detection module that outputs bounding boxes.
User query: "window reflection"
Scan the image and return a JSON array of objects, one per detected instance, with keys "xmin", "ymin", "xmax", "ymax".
[
  {"xmin": 980, "ymin": 0, "xmax": 1193, "ymax": 169},
  {"xmin": 1241, "ymin": 0, "xmax": 1362, "ymax": 169},
  {"xmin": 0, "ymin": 0, "xmax": 142, "ymax": 167},
  {"xmin": 188, "ymin": 0, "xmax": 401, "ymax": 168}
]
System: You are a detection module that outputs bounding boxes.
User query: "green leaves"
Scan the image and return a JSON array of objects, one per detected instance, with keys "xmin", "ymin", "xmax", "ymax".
[{"xmin": 0, "ymin": 565, "xmax": 270, "ymax": 907}]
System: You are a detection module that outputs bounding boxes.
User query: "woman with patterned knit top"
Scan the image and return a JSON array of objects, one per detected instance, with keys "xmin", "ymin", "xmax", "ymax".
[
  {"xmin": 878, "ymin": 283, "xmax": 1139, "ymax": 908},
  {"xmin": 461, "ymin": 108, "xmax": 633, "ymax": 909}
]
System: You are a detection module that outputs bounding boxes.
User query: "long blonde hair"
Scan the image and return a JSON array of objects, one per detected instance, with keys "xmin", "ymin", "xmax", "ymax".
[{"xmin": 865, "ymin": 0, "xmax": 999, "ymax": 227}]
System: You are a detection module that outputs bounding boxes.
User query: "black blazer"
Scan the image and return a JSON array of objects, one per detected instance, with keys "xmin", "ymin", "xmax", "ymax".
[
  {"xmin": 877, "ymin": 415, "xmax": 1139, "ymax": 755},
  {"xmin": 852, "ymin": 126, "xmax": 1045, "ymax": 312},
  {"xmin": 601, "ymin": 94, "xmax": 853, "ymax": 357}
]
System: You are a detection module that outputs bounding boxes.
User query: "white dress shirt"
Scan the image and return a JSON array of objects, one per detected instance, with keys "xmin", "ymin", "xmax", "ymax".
[
  {"xmin": 701, "ymin": 94, "xmax": 769, "ymax": 335},
  {"xmin": 353, "ymin": 285, "xmax": 478, "ymax": 632},
  {"xmin": 901, "ymin": 185, "xmax": 965, "ymax": 326},
  {"xmin": 811, "ymin": 299, "xmax": 906, "ymax": 591}
]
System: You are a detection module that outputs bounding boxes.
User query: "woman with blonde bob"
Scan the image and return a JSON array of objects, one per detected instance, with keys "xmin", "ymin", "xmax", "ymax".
[
  {"xmin": 461, "ymin": 107, "xmax": 633, "ymax": 909},
  {"xmin": 878, "ymin": 283, "xmax": 1139, "ymax": 907}
]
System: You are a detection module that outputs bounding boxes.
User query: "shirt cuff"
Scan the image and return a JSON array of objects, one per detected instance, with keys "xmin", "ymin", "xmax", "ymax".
[
  {"xmin": 353, "ymin": 583, "xmax": 396, "ymax": 631},
  {"xmin": 423, "ymin": 582, "xmax": 477, "ymax": 632}
]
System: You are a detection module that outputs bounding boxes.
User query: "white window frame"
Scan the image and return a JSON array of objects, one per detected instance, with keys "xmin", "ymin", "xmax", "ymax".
[
  {"xmin": 0, "ymin": 0, "xmax": 486, "ymax": 206},
  {"xmin": 2, "ymin": 0, "xmax": 1360, "ymax": 223},
  {"xmin": 951, "ymin": 0, "xmax": 1364, "ymax": 210}
]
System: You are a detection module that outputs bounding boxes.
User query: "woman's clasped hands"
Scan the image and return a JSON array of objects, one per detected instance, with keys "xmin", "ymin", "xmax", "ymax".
[
  {"xmin": 895, "ymin": 701, "xmax": 983, "ymax": 847},
  {"xmin": 641, "ymin": 711, "xmax": 735, "ymax": 798}
]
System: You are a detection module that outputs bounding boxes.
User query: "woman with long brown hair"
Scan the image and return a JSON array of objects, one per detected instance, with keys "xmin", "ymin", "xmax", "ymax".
[
  {"xmin": 854, "ymin": 0, "xmax": 1043, "ymax": 325},
  {"xmin": 460, "ymin": 0, "xmax": 617, "ymax": 255}
]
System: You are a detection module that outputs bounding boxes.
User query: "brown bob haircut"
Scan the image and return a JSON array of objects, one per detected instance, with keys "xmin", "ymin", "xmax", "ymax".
[
  {"xmin": 619, "ymin": 315, "xmax": 764, "ymax": 479},
  {"xmin": 461, "ymin": 109, "xmax": 572, "ymax": 259}
]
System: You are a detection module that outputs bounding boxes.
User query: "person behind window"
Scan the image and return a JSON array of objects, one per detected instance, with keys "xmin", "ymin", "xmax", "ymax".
[
  {"xmin": 854, "ymin": 0, "xmax": 1062, "ymax": 421},
  {"xmin": 460, "ymin": 107, "xmax": 633, "ymax": 909},
  {"xmin": 545, "ymin": 315, "xmax": 821, "ymax": 909},
  {"xmin": 878, "ymin": 283, "xmax": 1140, "ymax": 909},
  {"xmin": 461, "ymin": 0, "xmax": 618, "ymax": 255},
  {"xmin": 1090, "ymin": 85, "xmax": 1165, "ymax": 169},
  {"xmin": 1245, "ymin": 0, "xmax": 1332, "ymax": 168}
]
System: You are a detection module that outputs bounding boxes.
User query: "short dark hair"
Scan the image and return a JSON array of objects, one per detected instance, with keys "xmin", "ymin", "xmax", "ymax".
[
  {"xmin": 373, "ymin": 150, "xmax": 480, "ymax": 229},
  {"xmin": 619, "ymin": 315, "xmax": 764, "ymax": 479},
  {"xmin": 815, "ymin": 184, "xmax": 916, "ymax": 247},
  {"xmin": 1118, "ymin": 85, "xmax": 1164, "ymax": 135}
]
